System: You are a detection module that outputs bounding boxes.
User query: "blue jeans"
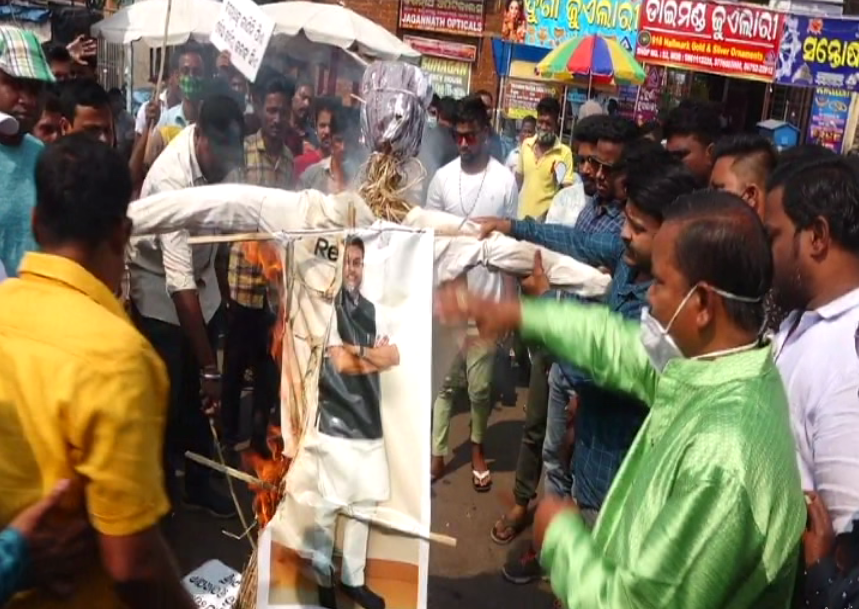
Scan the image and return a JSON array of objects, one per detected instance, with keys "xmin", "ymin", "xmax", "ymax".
[{"xmin": 542, "ymin": 364, "xmax": 575, "ymax": 497}]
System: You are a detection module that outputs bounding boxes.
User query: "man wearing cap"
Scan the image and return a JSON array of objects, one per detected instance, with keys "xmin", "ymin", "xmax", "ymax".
[{"xmin": 0, "ymin": 26, "xmax": 54, "ymax": 276}]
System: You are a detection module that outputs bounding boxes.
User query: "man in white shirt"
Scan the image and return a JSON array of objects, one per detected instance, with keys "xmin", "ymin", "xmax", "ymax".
[
  {"xmin": 765, "ymin": 155, "xmax": 859, "ymax": 534},
  {"xmin": 425, "ymin": 95, "xmax": 518, "ymax": 490},
  {"xmin": 129, "ymin": 94, "xmax": 245, "ymax": 517}
]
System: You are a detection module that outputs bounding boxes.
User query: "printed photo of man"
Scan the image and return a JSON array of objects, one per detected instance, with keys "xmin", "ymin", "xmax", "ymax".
[{"xmin": 310, "ymin": 235, "xmax": 400, "ymax": 609}]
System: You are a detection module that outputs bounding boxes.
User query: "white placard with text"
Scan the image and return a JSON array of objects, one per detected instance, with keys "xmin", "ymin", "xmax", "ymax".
[
  {"xmin": 182, "ymin": 559, "xmax": 242, "ymax": 609},
  {"xmin": 210, "ymin": 0, "xmax": 275, "ymax": 82}
]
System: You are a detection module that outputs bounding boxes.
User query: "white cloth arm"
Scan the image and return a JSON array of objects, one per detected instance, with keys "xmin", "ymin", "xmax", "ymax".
[
  {"xmin": 128, "ymin": 185, "xmax": 377, "ymax": 235},
  {"xmin": 403, "ymin": 208, "xmax": 611, "ymax": 298}
]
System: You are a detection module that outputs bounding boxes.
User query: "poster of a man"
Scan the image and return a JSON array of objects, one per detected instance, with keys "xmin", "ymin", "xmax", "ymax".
[
  {"xmin": 260, "ymin": 229, "xmax": 433, "ymax": 609},
  {"xmin": 311, "ymin": 236, "xmax": 400, "ymax": 609}
]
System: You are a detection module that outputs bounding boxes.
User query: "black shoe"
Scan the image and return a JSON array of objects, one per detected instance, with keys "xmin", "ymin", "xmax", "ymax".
[
  {"xmin": 318, "ymin": 585, "xmax": 338, "ymax": 609},
  {"xmin": 340, "ymin": 584, "xmax": 385, "ymax": 609},
  {"xmin": 182, "ymin": 487, "xmax": 237, "ymax": 519},
  {"xmin": 501, "ymin": 540, "xmax": 545, "ymax": 584}
]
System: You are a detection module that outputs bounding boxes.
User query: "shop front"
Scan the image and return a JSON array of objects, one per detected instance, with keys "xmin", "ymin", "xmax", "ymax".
[
  {"xmin": 492, "ymin": 0, "xmax": 643, "ymax": 138},
  {"xmin": 774, "ymin": 14, "xmax": 859, "ymax": 152},
  {"xmin": 404, "ymin": 35, "xmax": 477, "ymax": 99},
  {"xmin": 399, "ymin": 0, "xmax": 485, "ymax": 99},
  {"xmin": 634, "ymin": 0, "xmax": 784, "ymax": 131}
]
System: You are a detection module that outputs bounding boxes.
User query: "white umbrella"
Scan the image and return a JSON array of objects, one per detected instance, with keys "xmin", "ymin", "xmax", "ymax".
[
  {"xmin": 261, "ymin": 1, "xmax": 420, "ymax": 62},
  {"xmin": 90, "ymin": 0, "xmax": 221, "ymax": 46}
]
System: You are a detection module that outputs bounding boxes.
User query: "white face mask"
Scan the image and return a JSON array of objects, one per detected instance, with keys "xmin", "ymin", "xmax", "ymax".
[
  {"xmin": 640, "ymin": 285, "xmax": 762, "ymax": 373},
  {"xmin": 427, "ymin": 115, "xmax": 438, "ymax": 128}
]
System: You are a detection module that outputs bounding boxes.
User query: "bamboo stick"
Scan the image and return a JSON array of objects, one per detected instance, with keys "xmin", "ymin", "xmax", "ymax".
[
  {"xmin": 185, "ymin": 451, "xmax": 277, "ymax": 491},
  {"xmin": 184, "ymin": 451, "xmax": 458, "ymax": 548}
]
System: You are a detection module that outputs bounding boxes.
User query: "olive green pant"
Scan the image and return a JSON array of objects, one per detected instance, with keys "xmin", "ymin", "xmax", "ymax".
[{"xmin": 431, "ymin": 341, "xmax": 497, "ymax": 457}]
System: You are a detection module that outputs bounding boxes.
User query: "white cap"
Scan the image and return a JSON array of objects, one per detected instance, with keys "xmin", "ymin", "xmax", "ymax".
[{"xmin": 0, "ymin": 111, "xmax": 18, "ymax": 136}]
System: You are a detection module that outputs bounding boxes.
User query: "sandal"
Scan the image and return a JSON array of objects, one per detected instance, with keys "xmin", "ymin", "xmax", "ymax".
[
  {"xmin": 472, "ymin": 469, "xmax": 492, "ymax": 493},
  {"xmin": 490, "ymin": 512, "xmax": 528, "ymax": 545}
]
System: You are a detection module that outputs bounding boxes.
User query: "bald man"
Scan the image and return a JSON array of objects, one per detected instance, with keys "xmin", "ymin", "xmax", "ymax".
[{"xmin": 709, "ymin": 134, "xmax": 777, "ymax": 218}]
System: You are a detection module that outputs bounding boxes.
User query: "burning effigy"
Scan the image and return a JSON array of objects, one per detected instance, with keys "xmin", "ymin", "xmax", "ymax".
[{"xmin": 126, "ymin": 61, "xmax": 609, "ymax": 609}]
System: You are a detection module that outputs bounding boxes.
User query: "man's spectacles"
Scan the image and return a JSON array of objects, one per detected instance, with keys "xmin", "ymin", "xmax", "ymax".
[
  {"xmin": 588, "ymin": 155, "xmax": 615, "ymax": 174},
  {"xmin": 453, "ymin": 131, "xmax": 478, "ymax": 145}
]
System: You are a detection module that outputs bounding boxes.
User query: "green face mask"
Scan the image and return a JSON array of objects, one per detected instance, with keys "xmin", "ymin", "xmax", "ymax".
[{"xmin": 179, "ymin": 75, "xmax": 205, "ymax": 101}]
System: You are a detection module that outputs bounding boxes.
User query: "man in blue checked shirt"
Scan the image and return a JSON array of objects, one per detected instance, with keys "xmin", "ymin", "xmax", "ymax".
[{"xmin": 481, "ymin": 145, "xmax": 698, "ymax": 586}]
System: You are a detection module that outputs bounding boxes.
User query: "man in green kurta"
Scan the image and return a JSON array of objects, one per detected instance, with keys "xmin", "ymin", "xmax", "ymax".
[{"xmin": 438, "ymin": 190, "xmax": 805, "ymax": 608}]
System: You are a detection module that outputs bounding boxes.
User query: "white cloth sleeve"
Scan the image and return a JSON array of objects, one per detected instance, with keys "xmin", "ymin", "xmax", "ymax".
[
  {"xmin": 158, "ymin": 230, "xmax": 197, "ymax": 294},
  {"xmin": 809, "ymin": 369, "xmax": 859, "ymax": 533}
]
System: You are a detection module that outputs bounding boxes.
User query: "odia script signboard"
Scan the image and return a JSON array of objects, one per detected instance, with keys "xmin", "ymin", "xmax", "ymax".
[
  {"xmin": 634, "ymin": 0, "xmax": 783, "ymax": 81},
  {"xmin": 210, "ymin": 0, "xmax": 275, "ymax": 82}
]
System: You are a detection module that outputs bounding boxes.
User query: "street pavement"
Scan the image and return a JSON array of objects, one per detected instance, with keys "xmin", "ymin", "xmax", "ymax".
[{"xmin": 166, "ymin": 390, "xmax": 555, "ymax": 609}]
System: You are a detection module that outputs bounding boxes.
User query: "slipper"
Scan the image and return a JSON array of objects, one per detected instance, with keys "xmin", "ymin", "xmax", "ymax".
[
  {"xmin": 490, "ymin": 513, "xmax": 527, "ymax": 545},
  {"xmin": 472, "ymin": 469, "xmax": 492, "ymax": 493}
]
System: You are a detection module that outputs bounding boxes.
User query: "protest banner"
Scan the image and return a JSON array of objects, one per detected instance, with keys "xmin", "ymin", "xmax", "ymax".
[
  {"xmin": 210, "ymin": 0, "xmax": 275, "ymax": 82},
  {"xmin": 183, "ymin": 560, "xmax": 242, "ymax": 609}
]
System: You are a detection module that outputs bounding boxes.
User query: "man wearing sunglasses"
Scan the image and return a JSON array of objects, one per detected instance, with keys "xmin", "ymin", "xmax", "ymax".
[{"xmin": 426, "ymin": 95, "xmax": 518, "ymax": 491}]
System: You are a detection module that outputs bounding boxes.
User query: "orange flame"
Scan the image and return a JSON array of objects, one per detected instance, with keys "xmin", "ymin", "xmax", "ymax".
[
  {"xmin": 243, "ymin": 426, "xmax": 290, "ymax": 527},
  {"xmin": 241, "ymin": 241, "xmax": 286, "ymax": 361}
]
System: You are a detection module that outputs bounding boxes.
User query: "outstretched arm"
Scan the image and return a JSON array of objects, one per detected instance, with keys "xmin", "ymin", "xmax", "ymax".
[
  {"xmin": 520, "ymin": 298, "xmax": 656, "ymax": 406},
  {"xmin": 328, "ymin": 343, "xmax": 400, "ymax": 375}
]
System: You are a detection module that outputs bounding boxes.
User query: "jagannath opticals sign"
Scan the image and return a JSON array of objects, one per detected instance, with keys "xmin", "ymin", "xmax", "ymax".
[
  {"xmin": 634, "ymin": 0, "xmax": 783, "ymax": 81},
  {"xmin": 399, "ymin": 0, "xmax": 486, "ymax": 37}
]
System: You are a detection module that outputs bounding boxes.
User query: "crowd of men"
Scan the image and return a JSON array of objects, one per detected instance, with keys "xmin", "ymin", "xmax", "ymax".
[{"xmin": 1, "ymin": 18, "xmax": 859, "ymax": 609}]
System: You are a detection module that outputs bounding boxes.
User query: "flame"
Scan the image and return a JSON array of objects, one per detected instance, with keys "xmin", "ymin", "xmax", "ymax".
[
  {"xmin": 241, "ymin": 241, "xmax": 286, "ymax": 361},
  {"xmin": 243, "ymin": 426, "xmax": 290, "ymax": 527}
]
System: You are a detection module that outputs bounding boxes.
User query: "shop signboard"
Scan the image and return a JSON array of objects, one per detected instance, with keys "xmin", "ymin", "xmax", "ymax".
[
  {"xmin": 807, "ymin": 86, "xmax": 851, "ymax": 151},
  {"xmin": 399, "ymin": 0, "xmax": 485, "ymax": 37},
  {"xmin": 403, "ymin": 35, "xmax": 478, "ymax": 62},
  {"xmin": 504, "ymin": 79, "xmax": 562, "ymax": 119},
  {"xmin": 505, "ymin": 0, "xmax": 641, "ymax": 50},
  {"xmin": 422, "ymin": 56, "xmax": 473, "ymax": 98},
  {"xmin": 634, "ymin": 0, "xmax": 783, "ymax": 81},
  {"xmin": 634, "ymin": 64, "xmax": 665, "ymax": 124},
  {"xmin": 776, "ymin": 15, "xmax": 859, "ymax": 91}
]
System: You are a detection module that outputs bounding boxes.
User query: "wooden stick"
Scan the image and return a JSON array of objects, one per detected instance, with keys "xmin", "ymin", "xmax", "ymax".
[
  {"xmin": 185, "ymin": 451, "xmax": 277, "ymax": 491},
  {"xmin": 184, "ymin": 451, "xmax": 458, "ymax": 548},
  {"xmin": 188, "ymin": 232, "xmax": 277, "ymax": 245}
]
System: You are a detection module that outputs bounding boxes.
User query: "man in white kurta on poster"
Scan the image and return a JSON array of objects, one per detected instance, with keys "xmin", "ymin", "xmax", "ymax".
[{"xmin": 309, "ymin": 236, "xmax": 400, "ymax": 609}]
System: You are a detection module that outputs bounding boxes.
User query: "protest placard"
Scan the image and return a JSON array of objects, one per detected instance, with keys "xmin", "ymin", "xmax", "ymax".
[
  {"xmin": 210, "ymin": 0, "xmax": 275, "ymax": 82},
  {"xmin": 183, "ymin": 559, "xmax": 242, "ymax": 609}
]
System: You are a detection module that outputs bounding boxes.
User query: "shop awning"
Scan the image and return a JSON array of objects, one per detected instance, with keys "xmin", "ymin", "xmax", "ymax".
[{"xmin": 491, "ymin": 38, "xmax": 549, "ymax": 78}]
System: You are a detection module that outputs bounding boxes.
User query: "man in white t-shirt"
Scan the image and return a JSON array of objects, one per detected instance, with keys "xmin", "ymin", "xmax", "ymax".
[{"xmin": 425, "ymin": 95, "xmax": 518, "ymax": 490}]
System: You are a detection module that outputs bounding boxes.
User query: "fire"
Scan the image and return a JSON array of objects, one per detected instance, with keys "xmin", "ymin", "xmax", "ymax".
[
  {"xmin": 243, "ymin": 426, "xmax": 290, "ymax": 527},
  {"xmin": 238, "ymin": 241, "xmax": 293, "ymax": 527},
  {"xmin": 241, "ymin": 241, "xmax": 286, "ymax": 361}
]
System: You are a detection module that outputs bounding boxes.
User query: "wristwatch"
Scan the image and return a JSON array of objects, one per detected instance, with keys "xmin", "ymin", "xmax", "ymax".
[{"xmin": 358, "ymin": 345, "xmax": 366, "ymax": 359}]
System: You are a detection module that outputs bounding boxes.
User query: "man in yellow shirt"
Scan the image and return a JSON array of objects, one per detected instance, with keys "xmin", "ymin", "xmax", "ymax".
[
  {"xmin": 0, "ymin": 133, "xmax": 195, "ymax": 609},
  {"xmin": 517, "ymin": 97, "xmax": 575, "ymax": 220}
]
